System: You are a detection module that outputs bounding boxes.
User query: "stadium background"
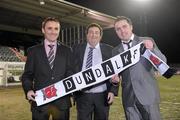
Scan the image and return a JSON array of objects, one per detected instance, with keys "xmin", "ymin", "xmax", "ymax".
[{"xmin": 0, "ymin": 0, "xmax": 180, "ymax": 120}]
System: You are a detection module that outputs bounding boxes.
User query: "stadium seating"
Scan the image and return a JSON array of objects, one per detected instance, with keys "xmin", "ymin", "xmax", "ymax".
[{"xmin": 0, "ymin": 46, "xmax": 25, "ymax": 62}]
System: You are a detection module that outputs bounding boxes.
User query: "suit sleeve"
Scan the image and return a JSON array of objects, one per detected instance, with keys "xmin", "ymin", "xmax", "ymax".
[
  {"xmin": 140, "ymin": 37, "xmax": 167, "ymax": 62},
  {"xmin": 21, "ymin": 48, "xmax": 35, "ymax": 97},
  {"xmin": 151, "ymin": 39, "xmax": 167, "ymax": 63}
]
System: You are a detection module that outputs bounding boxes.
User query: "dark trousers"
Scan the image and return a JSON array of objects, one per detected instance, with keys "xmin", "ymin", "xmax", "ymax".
[
  {"xmin": 76, "ymin": 92, "xmax": 109, "ymax": 120},
  {"xmin": 31, "ymin": 104, "xmax": 69, "ymax": 120}
]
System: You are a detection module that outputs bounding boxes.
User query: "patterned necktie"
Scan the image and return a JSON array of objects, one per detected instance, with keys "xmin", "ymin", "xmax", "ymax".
[
  {"xmin": 86, "ymin": 47, "xmax": 94, "ymax": 69},
  {"xmin": 48, "ymin": 45, "xmax": 55, "ymax": 69},
  {"xmin": 83, "ymin": 47, "xmax": 94, "ymax": 91},
  {"xmin": 123, "ymin": 40, "xmax": 132, "ymax": 49}
]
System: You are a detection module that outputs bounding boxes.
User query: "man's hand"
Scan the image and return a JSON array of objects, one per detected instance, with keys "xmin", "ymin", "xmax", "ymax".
[
  {"xmin": 107, "ymin": 92, "xmax": 114, "ymax": 105},
  {"xmin": 111, "ymin": 74, "xmax": 120, "ymax": 84},
  {"xmin": 27, "ymin": 90, "xmax": 36, "ymax": 102},
  {"xmin": 143, "ymin": 40, "xmax": 154, "ymax": 50}
]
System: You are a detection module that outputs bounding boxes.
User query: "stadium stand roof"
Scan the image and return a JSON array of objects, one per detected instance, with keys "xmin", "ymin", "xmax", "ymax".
[{"xmin": 0, "ymin": 0, "xmax": 116, "ymax": 36}]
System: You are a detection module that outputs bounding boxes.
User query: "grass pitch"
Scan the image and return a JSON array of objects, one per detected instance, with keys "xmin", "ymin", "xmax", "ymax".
[{"xmin": 0, "ymin": 75, "xmax": 180, "ymax": 120}]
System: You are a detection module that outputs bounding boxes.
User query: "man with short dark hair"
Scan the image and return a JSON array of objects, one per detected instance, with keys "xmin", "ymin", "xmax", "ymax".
[
  {"xmin": 112, "ymin": 16, "xmax": 167, "ymax": 120},
  {"xmin": 21, "ymin": 17, "xmax": 72, "ymax": 120},
  {"xmin": 72, "ymin": 23, "xmax": 119, "ymax": 120}
]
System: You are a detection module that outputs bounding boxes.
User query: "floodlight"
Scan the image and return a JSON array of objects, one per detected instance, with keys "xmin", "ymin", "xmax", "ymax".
[{"xmin": 39, "ymin": 0, "xmax": 45, "ymax": 5}]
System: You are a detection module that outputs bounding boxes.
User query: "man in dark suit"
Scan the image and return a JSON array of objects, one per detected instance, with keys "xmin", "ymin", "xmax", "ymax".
[
  {"xmin": 72, "ymin": 23, "xmax": 119, "ymax": 120},
  {"xmin": 21, "ymin": 17, "xmax": 72, "ymax": 120},
  {"xmin": 112, "ymin": 16, "xmax": 167, "ymax": 120}
]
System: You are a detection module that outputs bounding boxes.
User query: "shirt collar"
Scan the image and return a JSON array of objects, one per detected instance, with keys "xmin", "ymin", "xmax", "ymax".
[
  {"xmin": 87, "ymin": 43, "xmax": 99, "ymax": 49},
  {"xmin": 121, "ymin": 34, "xmax": 134, "ymax": 43},
  {"xmin": 44, "ymin": 39, "xmax": 57, "ymax": 47}
]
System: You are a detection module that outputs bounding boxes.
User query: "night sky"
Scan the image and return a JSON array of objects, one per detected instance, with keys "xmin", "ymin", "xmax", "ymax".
[{"xmin": 67, "ymin": 0, "xmax": 180, "ymax": 64}]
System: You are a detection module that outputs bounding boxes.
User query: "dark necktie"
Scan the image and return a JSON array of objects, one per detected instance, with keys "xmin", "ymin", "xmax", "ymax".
[
  {"xmin": 86, "ymin": 47, "xmax": 94, "ymax": 69},
  {"xmin": 48, "ymin": 45, "xmax": 55, "ymax": 69},
  {"xmin": 123, "ymin": 40, "xmax": 132, "ymax": 49}
]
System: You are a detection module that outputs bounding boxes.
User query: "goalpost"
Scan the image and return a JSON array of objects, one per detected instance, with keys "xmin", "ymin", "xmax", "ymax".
[{"xmin": 0, "ymin": 62, "xmax": 25, "ymax": 86}]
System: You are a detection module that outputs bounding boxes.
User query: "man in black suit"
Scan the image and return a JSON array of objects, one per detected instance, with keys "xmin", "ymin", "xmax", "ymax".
[
  {"xmin": 21, "ymin": 17, "xmax": 72, "ymax": 120},
  {"xmin": 72, "ymin": 23, "xmax": 119, "ymax": 120}
]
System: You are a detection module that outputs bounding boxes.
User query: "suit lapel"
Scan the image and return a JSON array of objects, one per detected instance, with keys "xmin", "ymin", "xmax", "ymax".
[
  {"xmin": 118, "ymin": 43, "xmax": 124, "ymax": 53},
  {"xmin": 132, "ymin": 35, "xmax": 140, "ymax": 47},
  {"xmin": 79, "ymin": 43, "xmax": 86, "ymax": 65},
  {"xmin": 118, "ymin": 35, "xmax": 140, "ymax": 53},
  {"xmin": 53, "ymin": 43, "xmax": 63, "ymax": 71},
  {"xmin": 39, "ymin": 42, "xmax": 51, "ymax": 70},
  {"xmin": 100, "ymin": 44, "xmax": 108, "ymax": 61}
]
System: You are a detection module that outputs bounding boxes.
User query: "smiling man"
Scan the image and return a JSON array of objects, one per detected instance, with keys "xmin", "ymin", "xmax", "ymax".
[
  {"xmin": 72, "ymin": 23, "xmax": 119, "ymax": 120},
  {"xmin": 21, "ymin": 17, "xmax": 73, "ymax": 120},
  {"xmin": 112, "ymin": 16, "xmax": 167, "ymax": 120}
]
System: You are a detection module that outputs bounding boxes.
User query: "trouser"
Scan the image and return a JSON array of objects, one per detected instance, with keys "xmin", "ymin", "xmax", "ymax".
[
  {"xmin": 76, "ymin": 92, "xmax": 109, "ymax": 120},
  {"xmin": 124, "ymin": 98, "xmax": 161, "ymax": 120},
  {"xmin": 31, "ymin": 104, "xmax": 70, "ymax": 120}
]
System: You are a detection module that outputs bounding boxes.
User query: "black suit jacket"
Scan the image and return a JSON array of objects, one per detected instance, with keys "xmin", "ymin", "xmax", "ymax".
[
  {"xmin": 22, "ymin": 42, "xmax": 72, "ymax": 110},
  {"xmin": 72, "ymin": 43, "xmax": 119, "ymax": 96}
]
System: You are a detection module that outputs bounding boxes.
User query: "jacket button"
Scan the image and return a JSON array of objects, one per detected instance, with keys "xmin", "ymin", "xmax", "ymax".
[{"xmin": 51, "ymin": 77, "xmax": 54, "ymax": 80}]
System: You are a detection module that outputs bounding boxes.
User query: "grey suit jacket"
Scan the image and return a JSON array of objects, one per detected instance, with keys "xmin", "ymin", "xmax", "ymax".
[{"xmin": 112, "ymin": 35, "xmax": 166, "ymax": 107}]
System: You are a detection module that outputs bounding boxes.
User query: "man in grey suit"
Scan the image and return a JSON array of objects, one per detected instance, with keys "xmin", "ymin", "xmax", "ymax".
[
  {"xmin": 112, "ymin": 16, "xmax": 167, "ymax": 120},
  {"xmin": 72, "ymin": 23, "xmax": 119, "ymax": 120}
]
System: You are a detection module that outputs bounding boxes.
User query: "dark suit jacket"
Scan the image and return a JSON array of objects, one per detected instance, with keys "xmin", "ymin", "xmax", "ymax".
[
  {"xmin": 72, "ymin": 43, "xmax": 119, "ymax": 96},
  {"xmin": 112, "ymin": 35, "xmax": 166, "ymax": 107},
  {"xmin": 21, "ymin": 42, "xmax": 72, "ymax": 110}
]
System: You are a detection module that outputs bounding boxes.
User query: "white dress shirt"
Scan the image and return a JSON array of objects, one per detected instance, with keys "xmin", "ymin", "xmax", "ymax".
[
  {"xmin": 82, "ymin": 43, "xmax": 107, "ymax": 93},
  {"xmin": 122, "ymin": 34, "xmax": 134, "ymax": 50}
]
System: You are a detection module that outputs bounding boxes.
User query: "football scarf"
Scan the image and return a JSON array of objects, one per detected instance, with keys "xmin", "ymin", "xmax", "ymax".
[{"xmin": 35, "ymin": 42, "xmax": 176, "ymax": 106}]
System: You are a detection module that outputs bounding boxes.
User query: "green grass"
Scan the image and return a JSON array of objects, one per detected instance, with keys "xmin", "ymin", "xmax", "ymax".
[{"xmin": 0, "ymin": 75, "xmax": 180, "ymax": 120}]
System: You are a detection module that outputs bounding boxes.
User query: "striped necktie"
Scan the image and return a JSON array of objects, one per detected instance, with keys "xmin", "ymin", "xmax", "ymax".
[
  {"xmin": 48, "ymin": 45, "xmax": 55, "ymax": 69},
  {"xmin": 83, "ymin": 47, "xmax": 94, "ymax": 91},
  {"xmin": 86, "ymin": 47, "xmax": 94, "ymax": 69}
]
